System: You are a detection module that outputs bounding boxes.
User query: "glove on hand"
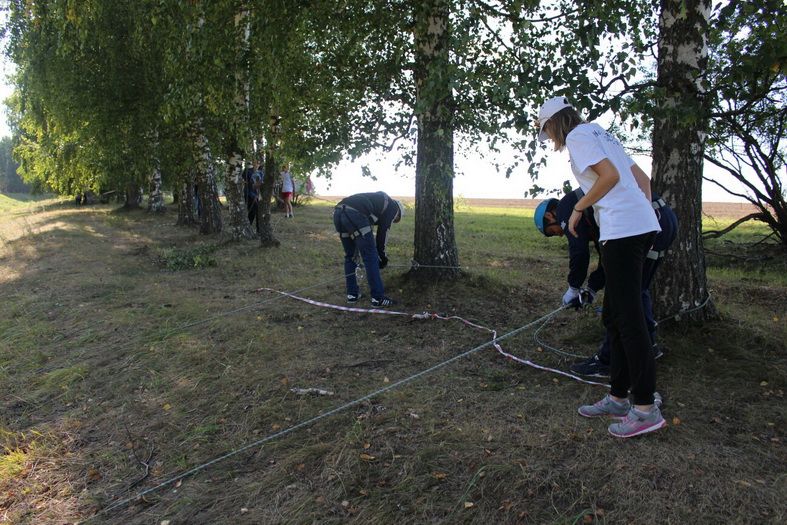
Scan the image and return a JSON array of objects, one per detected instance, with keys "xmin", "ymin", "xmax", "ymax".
[
  {"xmin": 562, "ymin": 286, "xmax": 580, "ymax": 306},
  {"xmin": 568, "ymin": 288, "xmax": 596, "ymax": 309},
  {"xmin": 378, "ymin": 254, "xmax": 389, "ymax": 269}
]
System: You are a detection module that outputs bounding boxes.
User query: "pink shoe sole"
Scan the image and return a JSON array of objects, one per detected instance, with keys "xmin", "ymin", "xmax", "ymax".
[{"xmin": 608, "ymin": 419, "xmax": 667, "ymax": 438}]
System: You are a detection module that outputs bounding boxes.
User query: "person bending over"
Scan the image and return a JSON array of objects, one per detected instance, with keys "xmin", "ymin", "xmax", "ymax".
[
  {"xmin": 333, "ymin": 192, "xmax": 404, "ymax": 308},
  {"xmin": 534, "ymin": 188, "xmax": 677, "ymax": 377}
]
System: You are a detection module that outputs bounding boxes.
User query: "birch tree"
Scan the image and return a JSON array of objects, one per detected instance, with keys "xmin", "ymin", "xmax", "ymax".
[{"xmin": 651, "ymin": 0, "xmax": 717, "ymax": 319}]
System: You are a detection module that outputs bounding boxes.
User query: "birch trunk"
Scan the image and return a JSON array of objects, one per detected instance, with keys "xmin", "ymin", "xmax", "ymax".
[
  {"xmin": 192, "ymin": 124, "xmax": 223, "ymax": 234},
  {"xmin": 147, "ymin": 161, "xmax": 165, "ymax": 213},
  {"xmin": 411, "ymin": 0, "xmax": 460, "ymax": 280},
  {"xmin": 222, "ymin": 7, "xmax": 255, "ymax": 240},
  {"xmin": 651, "ymin": 0, "xmax": 716, "ymax": 320},
  {"xmin": 176, "ymin": 175, "xmax": 198, "ymax": 226},
  {"xmin": 258, "ymin": 147, "xmax": 280, "ymax": 247}
]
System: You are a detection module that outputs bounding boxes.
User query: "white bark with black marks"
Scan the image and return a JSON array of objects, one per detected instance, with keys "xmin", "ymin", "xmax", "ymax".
[{"xmin": 652, "ymin": 0, "xmax": 716, "ymax": 319}]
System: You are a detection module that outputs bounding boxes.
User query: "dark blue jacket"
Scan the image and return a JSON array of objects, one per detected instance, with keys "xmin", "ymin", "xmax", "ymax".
[
  {"xmin": 337, "ymin": 192, "xmax": 399, "ymax": 258},
  {"xmin": 555, "ymin": 189, "xmax": 605, "ymax": 292},
  {"xmin": 558, "ymin": 189, "xmax": 677, "ymax": 293}
]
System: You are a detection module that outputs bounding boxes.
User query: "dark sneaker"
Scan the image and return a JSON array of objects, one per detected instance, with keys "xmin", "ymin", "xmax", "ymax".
[
  {"xmin": 570, "ymin": 355, "xmax": 610, "ymax": 378},
  {"xmin": 371, "ymin": 296, "xmax": 396, "ymax": 308},
  {"xmin": 578, "ymin": 394, "xmax": 630, "ymax": 418},
  {"xmin": 346, "ymin": 293, "xmax": 363, "ymax": 304},
  {"xmin": 652, "ymin": 344, "xmax": 664, "ymax": 360},
  {"xmin": 608, "ymin": 405, "xmax": 666, "ymax": 438}
]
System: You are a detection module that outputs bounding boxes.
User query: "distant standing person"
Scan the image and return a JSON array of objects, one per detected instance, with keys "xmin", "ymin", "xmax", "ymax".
[
  {"xmin": 333, "ymin": 192, "xmax": 404, "ymax": 308},
  {"xmin": 280, "ymin": 165, "xmax": 294, "ymax": 218},
  {"xmin": 537, "ymin": 95, "xmax": 665, "ymax": 438}
]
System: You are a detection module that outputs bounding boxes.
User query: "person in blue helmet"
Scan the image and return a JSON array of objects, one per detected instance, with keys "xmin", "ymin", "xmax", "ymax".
[
  {"xmin": 534, "ymin": 188, "xmax": 678, "ymax": 378},
  {"xmin": 537, "ymin": 95, "xmax": 670, "ymax": 438},
  {"xmin": 333, "ymin": 192, "xmax": 405, "ymax": 308},
  {"xmin": 534, "ymin": 189, "xmax": 605, "ymax": 309}
]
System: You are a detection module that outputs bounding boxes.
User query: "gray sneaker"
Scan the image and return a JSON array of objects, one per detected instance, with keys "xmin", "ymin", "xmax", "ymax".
[
  {"xmin": 608, "ymin": 406, "xmax": 667, "ymax": 438},
  {"xmin": 578, "ymin": 395, "xmax": 630, "ymax": 419}
]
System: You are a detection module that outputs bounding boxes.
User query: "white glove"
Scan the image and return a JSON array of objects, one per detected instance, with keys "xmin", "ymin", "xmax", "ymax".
[{"xmin": 562, "ymin": 286, "xmax": 580, "ymax": 305}]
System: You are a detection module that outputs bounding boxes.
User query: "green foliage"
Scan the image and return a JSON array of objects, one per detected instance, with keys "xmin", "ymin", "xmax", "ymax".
[
  {"xmin": 158, "ymin": 244, "xmax": 219, "ymax": 271},
  {"xmin": 703, "ymin": 0, "xmax": 787, "ymax": 244}
]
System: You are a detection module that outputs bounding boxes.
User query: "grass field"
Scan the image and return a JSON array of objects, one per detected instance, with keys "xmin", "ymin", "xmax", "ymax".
[{"xmin": 0, "ymin": 194, "xmax": 785, "ymax": 524}]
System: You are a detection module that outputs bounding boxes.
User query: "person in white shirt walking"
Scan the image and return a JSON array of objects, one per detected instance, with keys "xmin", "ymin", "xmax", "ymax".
[
  {"xmin": 280, "ymin": 165, "xmax": 294, "ymax": 218},
  {"xmin": 536, "ymin": 96, "xmax": 666, "ymax": 438}
]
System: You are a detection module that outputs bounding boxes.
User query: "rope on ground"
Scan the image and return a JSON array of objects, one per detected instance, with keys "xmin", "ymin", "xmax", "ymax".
[
  {"xmin": 82, "ymin": 302, "xmax": 571, "ymax": 523},
  {"xmin": 531, "ymin": 292, "xmax": 715, "ymax": 362},
  {"xmin": 164, "ymin": 272, "xmax": 353, "ymax": 334},
  {"xmin": 256, "ymin": 288, "xmax": 605, "ymax": 388},
  {"xmin": 532, "ymin": 308, "xmax": 587, "ymax": 359}
]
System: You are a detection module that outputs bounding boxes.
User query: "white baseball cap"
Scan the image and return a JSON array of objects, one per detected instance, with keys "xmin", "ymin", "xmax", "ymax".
[{"xmin": 537, "ymin": 96, "xmax": 573, "ymax": 142}]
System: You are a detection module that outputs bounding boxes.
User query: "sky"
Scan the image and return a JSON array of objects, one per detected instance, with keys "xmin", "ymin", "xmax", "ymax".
[{"xmin": 313, "ymin": 140, "xmax": 748, "ymax": 202}]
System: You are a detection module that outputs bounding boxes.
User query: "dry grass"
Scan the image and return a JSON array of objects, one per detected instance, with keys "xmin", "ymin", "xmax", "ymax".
[{"xmin": 0, "ymin": 197, "xmax": 784, "ymax": 524}]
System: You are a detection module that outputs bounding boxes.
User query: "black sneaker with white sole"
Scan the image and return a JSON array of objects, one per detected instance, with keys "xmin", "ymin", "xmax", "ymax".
[
  {"xmin": 371, "ymin": 296, "xmax": 396, "ymax": 308},
  {"xmin": 346, "ymin": 293, "xmax": 363, "ymax": 304},
  {"xmin": 570, "ymin": 355, "xmax": 610, "ymax": 378}
]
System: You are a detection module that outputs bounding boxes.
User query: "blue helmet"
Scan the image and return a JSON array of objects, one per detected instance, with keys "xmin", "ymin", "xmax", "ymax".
[{"xmin": 534, "ymin": 198, "xmax": 559, "ymax": 236}]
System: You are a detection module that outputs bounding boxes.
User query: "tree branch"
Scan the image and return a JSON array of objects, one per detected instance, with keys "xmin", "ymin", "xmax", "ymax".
[{"xmin": 702, "ymin": 212, "xmax": 765, "ymax": 238}]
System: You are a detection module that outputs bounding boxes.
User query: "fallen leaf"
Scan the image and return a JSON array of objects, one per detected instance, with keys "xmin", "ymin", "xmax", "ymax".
[
  {"xmin": 359, "ymin": 489, "xmax": 368, "ymax": 496},
  {"xmin": 760, "ymin": 381, "xmax": 768, "ymax": 387},
  {"xmin": 383, "ymin": 377, "xmax": 390, "ymax": 383},
  {"xmin": 175, "ymin": 480, "xmax": 182, "ymax": 488},
  {"xmin": 271, "ymin": 424, "xmax": 281, "ymax": 431},
  {"xmin": 359, "ymin": 453, "xmax": 376, "ymax": 461},
  {"xmin": 240, "ymin": 508, "xmax": 248, "ymax": 514},
  {"xmin": 498, "ymin": 499, "xmax": 513, "ymax": 511},
  {"xmin": 582, "ymin": 514, "xmax": 594, "ymax": 524},
  {"xmin": 711, "ymin": 417, "xmax": 722, "ymax": 424},
  {"xmin": 432, "ymin": 472, "xmax": 447, "ymax": 480},
  {"xmin": 672, "ymin": 417, "xmax": 681, "ymax": 426},
  {"xmin": 341, "ymin": 500, "xmax": 350, "ymax": 508},
  {"xmin": 363, "ymin": 443, "xmax": 371, "ymax": 449},
  {"xmin": 280, "ymin": 377, "xmax": 289, "ymax": 386},
  {"xmin": 315, "ymin": 495, "xmax": 326, "ymax": 503},
  {"xmin": 162, "ymin": 403, "xmax": 171, "ymax": 411},
  {"xmin": 464, "ymin": 501, "xmax": 474, "ymax": 509},
  {"xmin": 87, "ymin": 468, "xmax": 101, "ymax": 481},
  {"xmin": 161, "ymin": 521, "xmax": 170, "ymax": 525},
  {"xmin": 296, "ymin": 463, "xmax": 305, "ymax": 471}
]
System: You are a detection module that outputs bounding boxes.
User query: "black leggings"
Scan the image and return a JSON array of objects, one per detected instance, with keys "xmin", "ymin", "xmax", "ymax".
[{"xmin": 601, "ymin": 231, "xmax": 657, "ymax": 405}]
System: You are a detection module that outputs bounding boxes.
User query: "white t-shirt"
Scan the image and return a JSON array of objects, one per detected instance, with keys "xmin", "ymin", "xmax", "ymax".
[
  {"xmin": 281, "ymin": 171, "xmax": 294, "ymax": 193},
  {"xmin": 566, "ymin": 123, "xmax": 660, "ymax": 241}
]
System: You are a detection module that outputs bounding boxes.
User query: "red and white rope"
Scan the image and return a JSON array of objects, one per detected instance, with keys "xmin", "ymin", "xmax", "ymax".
[{"xmin": 255, "ymin": 288, "xmax": 606, "ymax": 388}]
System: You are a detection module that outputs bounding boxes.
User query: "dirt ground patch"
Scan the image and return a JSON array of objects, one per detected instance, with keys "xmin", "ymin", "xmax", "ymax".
[{"xmin": 1, "ymin": 198, "xmax": 785, "ymax": 524}]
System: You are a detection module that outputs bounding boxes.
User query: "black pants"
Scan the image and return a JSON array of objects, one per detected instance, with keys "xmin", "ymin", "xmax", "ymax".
[{"xmin": 601, "ymin": 231, "xmax": 657, "ymax": 405}]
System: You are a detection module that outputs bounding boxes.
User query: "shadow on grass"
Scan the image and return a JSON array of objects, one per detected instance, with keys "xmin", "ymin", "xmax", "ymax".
[{"xmin": 0, "ymin": 201, "xmax": 784, "ymax": 524}]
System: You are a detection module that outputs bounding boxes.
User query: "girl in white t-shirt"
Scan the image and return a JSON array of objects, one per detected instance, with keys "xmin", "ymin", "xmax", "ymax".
[
  {"xmin": 280, "ymin": 166, "xmax": 294, "ymax": 218},
  {"xmin": 537, "ymin": 96, "xmax": 665, "ymax": 438}
]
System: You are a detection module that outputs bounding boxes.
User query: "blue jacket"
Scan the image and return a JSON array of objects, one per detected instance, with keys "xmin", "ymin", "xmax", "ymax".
[
  {"xmin": 337, "ymin": 192, "xmax": 399, "ymax": 258},
  {"xmin": 558, "ymin": 188, "xmax": 677, "ymax": 292}
]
